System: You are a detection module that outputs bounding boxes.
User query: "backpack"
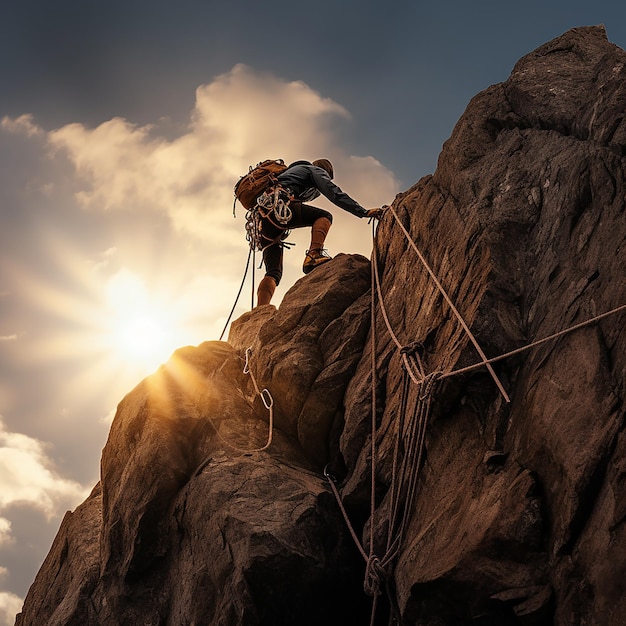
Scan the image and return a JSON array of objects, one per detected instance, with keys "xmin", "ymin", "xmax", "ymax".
[{"xmin": 233, "ymin": 159, "xmax": 288, "ymax": 211}]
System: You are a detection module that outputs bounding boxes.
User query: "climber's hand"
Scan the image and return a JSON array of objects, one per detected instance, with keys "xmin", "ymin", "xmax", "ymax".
[{"xmin": 366, "ymin": 205, "xmax": 389, "ymax": 220}]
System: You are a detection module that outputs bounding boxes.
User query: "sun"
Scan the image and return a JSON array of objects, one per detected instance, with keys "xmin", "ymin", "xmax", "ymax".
[
  {"xmin": 114, "ymin": 314, "xmax": 168, "ymax": 365},
  {"xmin": 103, "ymin": 271, "xmax": 187, "ymax": 375}
]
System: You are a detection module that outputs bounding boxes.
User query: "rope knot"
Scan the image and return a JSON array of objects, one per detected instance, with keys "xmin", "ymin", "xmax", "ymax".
[
  {"xmin": 400, "ymin": 341, "xmax": 423, "ymax": 358},
  {"xmin": 364, "ymin": 555, "xmax": 386, "ymax": 597},
  {"xmin": 419, "ymin": 370, "xmax": 443, "ymax": 400}
]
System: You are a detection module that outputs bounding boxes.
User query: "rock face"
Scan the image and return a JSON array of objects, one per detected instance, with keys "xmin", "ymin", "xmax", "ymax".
[{"xmin": 16, "ymin": 25, "xmax": 626, "ymax": 626}]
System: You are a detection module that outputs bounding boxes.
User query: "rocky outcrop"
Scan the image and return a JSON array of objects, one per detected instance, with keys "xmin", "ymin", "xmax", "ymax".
[{"xmin": 16, "ymin": 25, "xmax": 626, "ymax": 626}]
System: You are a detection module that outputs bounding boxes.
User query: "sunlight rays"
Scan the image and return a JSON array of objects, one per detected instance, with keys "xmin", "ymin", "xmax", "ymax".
[{"xmin": 11, "ymin": 228, "xmax": 216, "ymax": 398}]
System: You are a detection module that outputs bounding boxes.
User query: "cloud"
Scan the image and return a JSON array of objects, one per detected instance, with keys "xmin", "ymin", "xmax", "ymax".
[
  {"xmin": 0, "ymin": 335, "xmax": 17, "ymax": 342},
  {"xmin": 44, "ymin": 64, "xmax": 399, "ymax": 246},
  {"xmin": 0, "ymin": 419, "xmax": 86, "ymax": 610},
  {"xmin": 0, "ymin": 591, "xmax": 23, "ymax": 626},
  {"xmin": 0, "ymin": 114, "xmax": 42, "ymax": 138},
  {"xmin": 0, "ymin": 419, "xmax": 89, "ymax": 523},
  {"xmin": 2, "ymin": 65, "xmax": 400, "ymax": 317}
]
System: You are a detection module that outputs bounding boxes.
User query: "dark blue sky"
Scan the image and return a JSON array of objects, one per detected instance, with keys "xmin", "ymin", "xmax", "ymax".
[{"xmin": 3, "ymin": 1, "xmax": 626, "ymax": 186}]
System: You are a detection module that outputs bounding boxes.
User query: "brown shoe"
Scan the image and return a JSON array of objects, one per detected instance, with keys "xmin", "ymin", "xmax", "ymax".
[{"xmin": 302, "ymin": 248, "xmax": 332, "ymax": 274}]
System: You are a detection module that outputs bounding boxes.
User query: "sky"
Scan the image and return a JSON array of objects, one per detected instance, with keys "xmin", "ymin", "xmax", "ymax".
[{"xmin": 1, "ymin": 1, "xmax": 626, "ymax": 623}]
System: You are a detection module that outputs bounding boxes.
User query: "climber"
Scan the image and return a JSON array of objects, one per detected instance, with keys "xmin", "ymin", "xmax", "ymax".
[{"xmin": 255, "ymin": 159, "xmax": 387, "ymax": 306}]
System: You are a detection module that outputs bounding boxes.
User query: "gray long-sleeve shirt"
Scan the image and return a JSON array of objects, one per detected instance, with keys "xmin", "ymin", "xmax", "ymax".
[{"xmin": 277, "ymin": 161, "xmax": 368, "ymax": 218}]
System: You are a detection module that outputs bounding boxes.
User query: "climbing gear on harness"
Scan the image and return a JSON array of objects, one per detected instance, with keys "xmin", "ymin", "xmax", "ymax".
[
  {"xmin": 256, "ymin": 186, "xmax": 293, "ymax": 225},
  {"xmin": 244, "ymin": 184, "xmax": 294, "ymax": 253},
  {"xmin": 245, "ymin": 205, "xmax": 292, "ymax": 253},
  {"xmin": 303, "ymin": 248, "xmax": 332, "ymax": 274},
  {"xmin": 233, "ymin": 158, "xmax": 288, "ymax": 214},
  {"xmin": 234, "ymin": 159, "xmax": 293, "ymax": 252}
]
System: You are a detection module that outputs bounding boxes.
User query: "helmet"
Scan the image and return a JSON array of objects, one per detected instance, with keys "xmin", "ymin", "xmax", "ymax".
[{"xmin": 312, "ymin": 158, "xmax": 334, "ymax": 179}]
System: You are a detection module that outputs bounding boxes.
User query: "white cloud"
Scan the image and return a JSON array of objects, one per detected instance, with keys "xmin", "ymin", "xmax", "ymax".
[
  {"xmin": 0, "ymin": 114, "xmax": 42, "ymax": 138},
  {"xmin": 0, "ymin": 567, "xmax": 22, "ymax": 626},
  {"xmin": 0, "ymin": 591, "xmax": 23, "ymax": 626},
  {"xmin": 0, "ymin": 419, "xmax": 89, "ymax": 522},
  {"xmin": 44, "ymin": 64, "xmax": 399, "ymax": 247},
  {"xmin": 0, "ymin": 336, "xmax": 17, "ymax": 342}
]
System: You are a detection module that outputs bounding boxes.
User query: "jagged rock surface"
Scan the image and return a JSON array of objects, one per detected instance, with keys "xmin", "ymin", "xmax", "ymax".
[{"xmin": 16, "ymin": 25, "xmax": 626, "ymax": 626}]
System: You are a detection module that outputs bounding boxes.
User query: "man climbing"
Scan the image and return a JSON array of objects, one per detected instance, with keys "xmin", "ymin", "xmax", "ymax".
[{"xmin": 255, "ymin": 158, "xmax": 386, "ymax": 306}]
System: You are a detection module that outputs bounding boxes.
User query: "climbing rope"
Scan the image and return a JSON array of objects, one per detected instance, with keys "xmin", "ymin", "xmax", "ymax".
[
  {"xmin": 388, "ymin": 204, "xmax": 510, "ymax": 402},
  {"xmin": 239, "ymin": 346, "xmax": 275, "ymax": 453},
  {"xmin": 194, "ymin": 347, "xmax": 274, "ymax": 476},
  {"xmin": 324, "ymin": 219, "xmax": 446, "ymax": 626},
  {"xmin": 325, "ymin": 206, "xmax": 626, "ymax": 626},
  {"xmin": 219, "ymin": 248, "xmax": 253, "ymax": 341},
  {"xmin": 439, "ymin": 301, "xmax": 626, "ymax": 380}
]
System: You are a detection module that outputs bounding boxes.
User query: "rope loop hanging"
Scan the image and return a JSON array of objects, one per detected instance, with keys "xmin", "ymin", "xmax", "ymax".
[{"xmin": 199, "ymin": 347, "xmax": 274, "ymax": 457}]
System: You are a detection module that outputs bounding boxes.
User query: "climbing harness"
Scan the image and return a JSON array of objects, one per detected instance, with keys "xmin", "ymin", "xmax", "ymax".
[{"xmin": 324, "ymin": 205, "xmax": 626, "ymax": 626}]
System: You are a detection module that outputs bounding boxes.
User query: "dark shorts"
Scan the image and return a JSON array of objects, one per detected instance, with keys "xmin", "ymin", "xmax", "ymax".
[{"xmin": 260, "ymin": 201, "xmax": 332, "ymax": 285}]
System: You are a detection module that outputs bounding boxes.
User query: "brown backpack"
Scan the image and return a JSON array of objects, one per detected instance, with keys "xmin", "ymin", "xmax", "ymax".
[{"xmin": 233, "ymin": 159, "xmax": 288, "ymax": 210}]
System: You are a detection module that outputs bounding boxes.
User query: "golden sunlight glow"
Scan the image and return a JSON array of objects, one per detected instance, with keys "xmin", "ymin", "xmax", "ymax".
[
  {"xmin": 115, "ymin": 314, "xmax": 167, "ymax": 362},
  {"xmin": 16, "ymin": 230, "xmax": 225, "ymax": 408},
  {"xmin": 103, "ymin": 270, "xmax": 188, "ymax": 374}
]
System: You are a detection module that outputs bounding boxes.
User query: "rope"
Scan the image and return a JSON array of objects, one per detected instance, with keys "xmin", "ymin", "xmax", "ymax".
[
  {"xmin": 389, "ymin": 204, "xmax": 510, "ymax": 403},
  {"xmin": 377, "ymin": 205, "xmax": 626, "ymax": 388},
  {"xmin": 219, "ymin": 248, "xmax": 253, "ymax": 341},
  {"xmin": 324, "ymin": 465, "xmax": 369, "ymax": 561},
  {"xmin": 368, "ymin": 235, "xmax": 381, "ymax": 626},
  {"xmin": 325, "ymin": 204, "xmax": 625, "ymax": 626},
  {"xmin": 323, "ymin": 220, "xmax": 443, "ymax": 626},
  {"xmin": 251, "ymin": 249, "xmax": 256, "ymax": 310},
  {"xmin": 194, "ymin": 347, "xmax": 274, "ymax": 474},
  {"xmin": 240, "ymin": 347, "xmax": 274, "ymax": 452},
  {"xmin": 441, "ymin": 301, "xmax": 626, "ymax": 380},
  {"xmin": 371, "ymin": 234, "xmax": 423, "ymax": 387}
]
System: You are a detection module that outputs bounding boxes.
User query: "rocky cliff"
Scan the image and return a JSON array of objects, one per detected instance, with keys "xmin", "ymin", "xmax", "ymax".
[{"xmin": 16, "ymin": 25, "xmax": 626, "ymax": 626}]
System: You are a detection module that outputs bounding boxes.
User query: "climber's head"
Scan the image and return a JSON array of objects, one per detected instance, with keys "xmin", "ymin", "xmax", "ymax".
[{"xmin": 312, "ymin": 159, "xmax": 334, "ymax": 179}]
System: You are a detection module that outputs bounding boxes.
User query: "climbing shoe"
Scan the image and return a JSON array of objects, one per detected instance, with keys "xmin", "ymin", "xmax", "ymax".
[{"xmin": 302, "ymin": 248, "xmax": 332, "ymax": 274}]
